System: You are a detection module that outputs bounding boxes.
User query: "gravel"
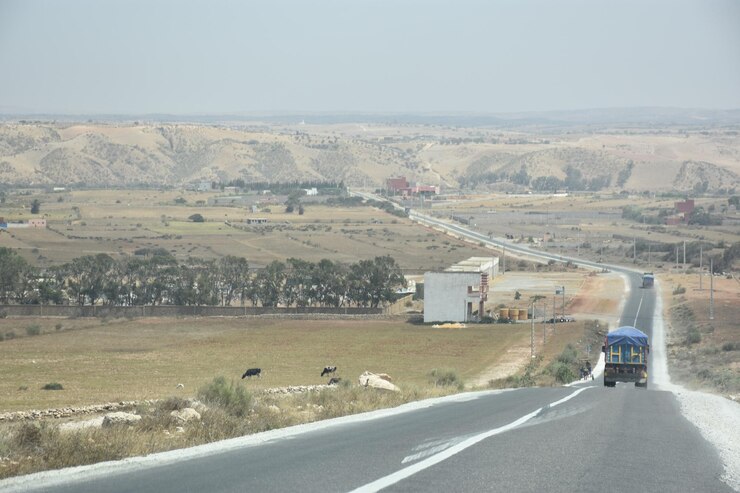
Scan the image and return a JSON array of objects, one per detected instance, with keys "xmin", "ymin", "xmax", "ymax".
[{"xmin": 654, "ymin": 281, "xmax": 740, "ymax": 492}]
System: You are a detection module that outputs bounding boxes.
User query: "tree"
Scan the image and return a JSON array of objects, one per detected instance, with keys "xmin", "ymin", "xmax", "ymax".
[
  {"xmin": 189, "ymin": 213, "xmax": 205, "ymax": 223},
  {"xmin": 63, "ymin": 254, "xmax": 115, "ymax": 305},
  {"xmin": 313, "ymin": 259, "xmax": 347, "ymax": 307},
  {"xmin": 348, "ymin": 256, "xmax": 405, "ymax": 308},
  {"xmin": 0, "ymin": 247, "xmax": 34, "ymax": 303},
  {"xmin": 30, "ymin": 199, "xmax": 41, "ymax": 214},
  {"xmin": 283, "ymin": 258, "xmax": 314, "ymax": 307},
  {"xmin": 254, "ymin": 261, "xmax": 286, "ymax": 307},
  {"xmin": 216, "ymin": 256, "xmax": 250, "ymax": 306}
]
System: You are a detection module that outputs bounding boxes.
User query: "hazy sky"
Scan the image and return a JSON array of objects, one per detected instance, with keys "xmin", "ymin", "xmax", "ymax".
[{"xmin": 1, "ymin": 0, "xmax": 739, "ymax": 114}]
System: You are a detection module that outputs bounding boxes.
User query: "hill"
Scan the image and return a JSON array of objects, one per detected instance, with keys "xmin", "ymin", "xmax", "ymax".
[{"xmin": 0, "ymin": 120, "xmax": 738, "ymax": 193}]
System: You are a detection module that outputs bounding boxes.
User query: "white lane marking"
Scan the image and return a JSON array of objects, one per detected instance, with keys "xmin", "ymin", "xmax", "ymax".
[
  {"xmin": 633, "ymin": 294, "xmax": 644, "ymax": 327},
  {"xmin": 349, "ymin": 387, "xmax": 592, "ymax": 493},
  {"xmin": 402, "ymin": 439, "xmax": 464, "ymax": 464},
  {"xmin": 0, "ymin": 389, "xmax": 510, "ymax": 493}
]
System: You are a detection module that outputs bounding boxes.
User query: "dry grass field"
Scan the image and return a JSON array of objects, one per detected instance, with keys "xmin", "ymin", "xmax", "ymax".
[
  {"xmin": 0, "ymin": 316, "xmax": 534, "ymax": 412},
  {"xmin": 0, "ymin": 189, "xmax": 493, "ymax": 270}
]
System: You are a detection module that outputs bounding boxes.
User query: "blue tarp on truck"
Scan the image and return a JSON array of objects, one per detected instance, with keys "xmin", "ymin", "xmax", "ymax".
[
  {"xmin": 603, "ymin": 326, "xmax": 649, "ymax": 388},
  {"xmin": 606, "ymin": 326, "xmax": 649, "ymax": 347}
]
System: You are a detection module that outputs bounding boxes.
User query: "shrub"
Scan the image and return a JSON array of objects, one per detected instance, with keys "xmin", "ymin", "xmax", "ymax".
[
  {"xmin": 722, "ymin": 342, "xmax": 738, "ymax": 351},
  {"xmin": 5, "ymin": 330, "xmax": 16, "ymax": 340},
  {"xmin": 673, "ymin": 285, "xmax": 686, "ymax": 295},
  {"xmin": 26, "ymin": 324, "xmax": 42, "ymax": 336},
  {"xmin": 158, "ymin": 396, "xmax": 189, "ymax": 412},
  {"xmin": 0, "ymin": 310, "xmax": 7, "ymax": 319},
  {"xmin": 552, "ymin": 363, "xmax": 576, "ymax": 384},
  {"xmin": 428, "ymin": 369, "xmax": 464, "ymax": 389},
  {"xmin": 13, "ymin": 422, "xmax": 44, "ymax": 450},
  {"xmin": 557, "ymin": 344, "xmax": 578, "ymax": 365},
  {"xmin": 197, "ymin": 376, "xmax": 252, "ymax": 417},
  {"xmin": 687, "ymin": 330, "xmax": 702, "ymax": 344},
  {"xmin": 55, "ymin": 323, "xmax": 63, "ymax": 331},
  {"xmin": 42, "ymin": 382, "xmax": 63, "ymax": 390}
]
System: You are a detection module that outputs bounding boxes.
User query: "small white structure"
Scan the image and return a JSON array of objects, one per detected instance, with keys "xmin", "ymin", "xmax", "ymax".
[
  {"xmin": 303, "ymin": 187, "xmax": 318, "ymax": 196},
  {"xmin": 423, "ymin": 257, "xmax": 499, "ymax": 323}
]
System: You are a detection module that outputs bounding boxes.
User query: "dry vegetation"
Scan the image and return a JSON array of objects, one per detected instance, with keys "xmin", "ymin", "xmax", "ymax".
[
  {"xmin": 0, "ymin": 380, "xmax": 458, "ymax": 479},
  {"xmin": 661, "ymin": 273, "xmax": 740, "ymax": 396},
  {"xmin": 0, "ymin": 189, "xmax": 494, "ymax": 270},
  {"xmin": 0, "ymin": 317, "xmax": 534, "ymax": 411}
]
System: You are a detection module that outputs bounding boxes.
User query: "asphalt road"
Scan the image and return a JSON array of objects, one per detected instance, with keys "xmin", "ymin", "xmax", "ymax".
[{"xmin": 1, "ymin": 198, "xmax": 733, "ymax": 493}]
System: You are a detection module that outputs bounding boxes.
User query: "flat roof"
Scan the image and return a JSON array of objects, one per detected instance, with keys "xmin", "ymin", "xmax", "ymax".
[{"xmin": 444, "ymin": 256, "xmax": 498, "ymax": 273}]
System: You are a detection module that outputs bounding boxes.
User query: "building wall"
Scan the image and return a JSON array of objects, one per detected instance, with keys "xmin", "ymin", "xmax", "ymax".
[
  {"xmin": 28, "ymin": 218, "xmax": 46, "ymax": 228},
  {"xmin": 423, "ymin": 272, "xmax": 481, "ymax": 322}
]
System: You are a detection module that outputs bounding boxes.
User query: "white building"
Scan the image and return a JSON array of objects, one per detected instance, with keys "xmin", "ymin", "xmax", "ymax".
[{"xmin": 423, "ymin": 257, "xmax": 499, "ymax": 323}]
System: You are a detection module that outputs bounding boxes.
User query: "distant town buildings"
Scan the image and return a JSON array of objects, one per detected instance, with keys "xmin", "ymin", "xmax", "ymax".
[
  {"xmin": 386, "ymin": 176, "xmax": 439, "ymax": 196},
  {"xmin": 666, "ymin": 198, "xmax": 695, "ymax": 225},
  {"xmin": 0, "ymin": 217, "xmax": 46, "ymax": 230}
]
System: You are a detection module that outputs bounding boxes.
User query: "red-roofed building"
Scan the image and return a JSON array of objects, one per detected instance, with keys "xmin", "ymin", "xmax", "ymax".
[
  {"xmin": 675, "ymin": 199, "xmax": 694, "ymax": 215},
  {"xmin": 386, "ymin": 177, "xmax": 409, "ymax": 193}
]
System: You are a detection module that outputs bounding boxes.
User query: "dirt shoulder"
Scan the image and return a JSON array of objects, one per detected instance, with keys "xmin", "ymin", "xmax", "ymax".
[{"xmin": 659, "ymin": 272, "xmax": 740, "ymax": 398}]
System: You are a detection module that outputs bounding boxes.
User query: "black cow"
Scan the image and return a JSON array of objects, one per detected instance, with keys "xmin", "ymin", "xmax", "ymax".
[
  {"xmin": 328, "ymin": 377, "xmax": 342, "ymax": 385},
  {"xmin": 321, "ymin": 366, "xmax": 337, "ymax": 377},
  {"xmin": 241, "ymin": 368, "xmax": 262, "ymax": 379}
]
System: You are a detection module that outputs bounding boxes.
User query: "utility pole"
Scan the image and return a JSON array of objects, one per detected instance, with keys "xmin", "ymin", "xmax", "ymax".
[
  {"xmin": 553, "ymin": 296, "xmax": 556, "ymax": 321},
  {"xmin": 502, "ymin": 245, "xmax": 506, "ymax": 274},
  {"xmin": 562, "ymin": 286, "xmax": 566, "ymax": 318},
  {"xmin": 633, "ymin": 237, "xmax": 636, "ymax": 263},
  {"xmin": 530, "ymin": 301, "xmax": 535, "ymax": 358},
  {"xmin": 648, "ymin": 243, "xmax": 651, "ymax": 266},
  {"xmin": 699, "ymin": 245, "xmax": 703, "ymax": 291},
  {"xmin": 683, "ymin": 240, "xmax": 686, "ymax": 267},
  {"xmin": 676, "ymin": 247, "xmax": 679, "ymax": 271},
  {"xmin": 710, "ymin": 258, "xmax": 714, "ymax": 320}
]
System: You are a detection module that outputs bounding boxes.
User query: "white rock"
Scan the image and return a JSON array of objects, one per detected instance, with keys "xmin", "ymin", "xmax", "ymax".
[
  {"xmin": 175, "ymin": 426, "xmax": 185, "ymax": 433},
  {"xmin": 170, "ymin": 408, "xmax": 201, "ymax": 423},
  {"xmin": 102, "ymin": 412, "xmax": 141, "ymax": 428},
  {"xmin": 267, "ymin": 405, "xmax": 281, "ymax": 414},
  {"xmin": 359, "ymin": 371, "xmax": 400, "ymax": 392}
]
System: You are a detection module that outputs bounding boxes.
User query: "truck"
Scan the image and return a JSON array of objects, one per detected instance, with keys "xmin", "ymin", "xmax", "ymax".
[
  {"xmin": 602, "ymin": 326, "xmax": 649, "ymax": 388},
  {"xmin": 641, "ymin": 272, "xmax": 655, "ymax": 288}
]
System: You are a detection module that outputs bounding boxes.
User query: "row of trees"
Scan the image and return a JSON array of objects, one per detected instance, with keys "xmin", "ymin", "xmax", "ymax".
[{"xmin": 0, "ymin": 247, "xmax": 406, "ymax": 309}]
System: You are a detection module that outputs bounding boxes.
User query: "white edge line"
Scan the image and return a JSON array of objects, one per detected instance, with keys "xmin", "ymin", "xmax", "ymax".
[
  {"xmin": 349, "ymin": 387, "xmax": 592, "ymax": 493},
  {"xmin": 0, "ymin": 389, "xmax": 512, "ymax": 493}
]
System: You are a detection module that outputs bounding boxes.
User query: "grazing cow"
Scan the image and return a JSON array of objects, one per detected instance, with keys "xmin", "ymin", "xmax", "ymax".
[
  {"xmin": 328, "ymin": 377, "xmax": 342, "ymax": 385},
  {"xmin": 241, "ymin": 368, "xmax": 262, "ymax": 379},
  {"xmin": 321, "ymin": 366, "xmax": 337, "ymax": 377}
]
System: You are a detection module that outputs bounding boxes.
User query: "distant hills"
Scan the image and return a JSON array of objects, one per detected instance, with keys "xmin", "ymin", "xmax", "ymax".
[{"xmin": 0, "ymin": 110, "xmax": 738, "ymax": 192}]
